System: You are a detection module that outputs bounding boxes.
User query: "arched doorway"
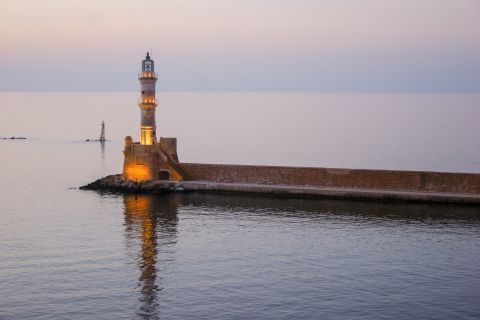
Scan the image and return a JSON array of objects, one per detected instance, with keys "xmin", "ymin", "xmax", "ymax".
[{"xmin": 159, "ymin": 170, "xmax": 170, "ymax": 181}]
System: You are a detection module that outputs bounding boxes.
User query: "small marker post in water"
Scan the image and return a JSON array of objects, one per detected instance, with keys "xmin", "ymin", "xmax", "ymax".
[
  {"xmin": 85, "ymin": 121, "xmax": 106, "ymax": 142},
  {"xmin": 99, "ymin": 121, "xmax": 106, "ymax": 142}
]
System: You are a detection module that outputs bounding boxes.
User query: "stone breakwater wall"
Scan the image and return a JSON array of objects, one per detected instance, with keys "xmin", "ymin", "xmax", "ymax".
[
  {"xmin": 81, "ymin": 165, "xmax": 480, "ymax": 204},
  {"xmin": 180, "ymin": 163, "xmax": 480, "ymax": 195}
]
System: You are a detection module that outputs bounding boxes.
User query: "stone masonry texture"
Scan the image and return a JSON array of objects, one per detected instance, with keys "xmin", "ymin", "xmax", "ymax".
[{"xmin": 180, "ymin": 163, "xmax": 480, "ymax": 195}]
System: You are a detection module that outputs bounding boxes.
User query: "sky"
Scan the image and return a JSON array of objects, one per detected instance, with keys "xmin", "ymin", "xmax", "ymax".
[{"xmin": 1, "ymin": 0, "xmax": 479, "ymax": 92}]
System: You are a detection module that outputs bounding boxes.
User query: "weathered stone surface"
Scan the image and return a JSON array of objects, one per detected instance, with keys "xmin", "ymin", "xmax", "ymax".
[
  {"xmin": 123, "ymin": 138, "xmax": 184, "ymax": 182},
  {"xmin": 180, "ymin": 163, "xmax": 480, "ymax": 195}
]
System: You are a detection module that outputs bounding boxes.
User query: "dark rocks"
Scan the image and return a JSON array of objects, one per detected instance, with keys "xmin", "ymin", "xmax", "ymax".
[
  {"xmin": 80, "ymin": 174, "xmax": 175, "ymax": 194},
  {"xmin": 85, "ymin": 139, "xmax": 108, "ymax": 142}
]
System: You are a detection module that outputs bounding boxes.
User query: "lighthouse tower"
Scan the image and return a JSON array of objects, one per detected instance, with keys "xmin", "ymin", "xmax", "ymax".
[
  {"xmin": 139, "ymin": 52, "xmax": 157, "ymax": 145},
  {"xmin": 122, "ymin": 53, "xmax": 184, "ymax": 182}
]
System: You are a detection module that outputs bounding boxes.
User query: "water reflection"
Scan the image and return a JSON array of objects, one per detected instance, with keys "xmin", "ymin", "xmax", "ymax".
[
  {"xmin": 123, "ymin": 194, "xmax": 180, "ymax": 319},
  {"xmin": 172, "ymin": 194, "xmax": 480, "ymax": 320},
  {"xmin": 100, "ymin": 140, "xmax": 105, "ymax": 161},
  {"xmin": 179, "ymin": 193, "xmax": 480, "ymax": 223},
  {"xmin": 100, "ymin": 141, "xmax": 105, "ymax": 173}
]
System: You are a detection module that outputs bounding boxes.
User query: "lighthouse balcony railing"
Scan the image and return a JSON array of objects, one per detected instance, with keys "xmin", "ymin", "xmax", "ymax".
[{"xmin": 138, "ymin": 72, "xmax": 158, "ymax": 79}]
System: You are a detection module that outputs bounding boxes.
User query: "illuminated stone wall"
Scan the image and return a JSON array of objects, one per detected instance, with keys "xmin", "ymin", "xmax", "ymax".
[
  {"xmin": 123, "ymin": 138, "xmax": 183, "ymax": 182},
  {"xmin": 123, "ymin": 144, "xmax": 156, "ymax": 181},
  {"xmin": 180, "ymin": 163, "xmax": 480, "ymax": 194}
]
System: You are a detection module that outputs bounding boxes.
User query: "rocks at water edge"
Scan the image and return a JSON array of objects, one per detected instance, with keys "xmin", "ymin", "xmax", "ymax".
[{"xmin": 80, "ymin": 174, "xmax": 176, "ymax": 193}]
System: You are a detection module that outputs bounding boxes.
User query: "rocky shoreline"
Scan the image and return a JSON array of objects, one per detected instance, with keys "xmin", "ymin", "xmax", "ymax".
[{"xmin": 80, "ymin": 174, "xmax": 180, "ymax": 193}]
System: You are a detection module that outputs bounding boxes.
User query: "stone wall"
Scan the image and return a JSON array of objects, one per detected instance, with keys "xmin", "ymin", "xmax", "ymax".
[
  {"xmin": 123, "ymin": 142, "xmax": 183, "ymax": 181},
  {"xmin": 180, "ymin": 163, "xmax": 480, "ymax": 194},
  {"xmin": 159, "ymin": 137, "xmax": 179, "ymax": 163}
]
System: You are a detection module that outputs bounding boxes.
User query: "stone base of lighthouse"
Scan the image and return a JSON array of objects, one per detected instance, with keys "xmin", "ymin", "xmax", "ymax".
[{"xmin": 122, "ymin": 137, "xmax": 185, "ymax": 182}]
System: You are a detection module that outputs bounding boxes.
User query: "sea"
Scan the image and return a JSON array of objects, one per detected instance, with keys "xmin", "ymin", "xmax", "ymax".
[{"xmin": 1, "ymin": 92, "xmax": 480, "ymax": 319}]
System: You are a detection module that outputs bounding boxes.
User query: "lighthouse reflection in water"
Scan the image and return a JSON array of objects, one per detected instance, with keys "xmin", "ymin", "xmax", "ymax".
[
  {"xmin": 123, "ymin": 194, "xmax": 179, "ymax": 318},
  {"xmin": 118, "ymin": 192, "xmax": 480, "ymax": 319}
]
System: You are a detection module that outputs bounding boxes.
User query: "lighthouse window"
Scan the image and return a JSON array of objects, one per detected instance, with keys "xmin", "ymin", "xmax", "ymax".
[{"xmin": 144, "ymin": 61, "xmax": 152, "ymax": 71}]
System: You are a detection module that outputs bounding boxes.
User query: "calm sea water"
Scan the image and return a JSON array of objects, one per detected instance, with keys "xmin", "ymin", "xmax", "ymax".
[{"xmin": 1, "ymin": 92, "xmax": 480, "ymax": 319}]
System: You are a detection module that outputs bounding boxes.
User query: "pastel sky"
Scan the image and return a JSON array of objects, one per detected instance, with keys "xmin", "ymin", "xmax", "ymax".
[{"xmin": 1, "ymin": 0, "xmax": 479, "ymax": 91}]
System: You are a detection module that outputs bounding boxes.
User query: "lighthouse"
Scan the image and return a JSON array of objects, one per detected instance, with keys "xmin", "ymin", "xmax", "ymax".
[
  {"xmin": 122, "ymin": 53, "xmax": 183, "ymax": 182},
  {"xmin": 138, "ymin": 52, "xmax": 157, "ymax": 145}
]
